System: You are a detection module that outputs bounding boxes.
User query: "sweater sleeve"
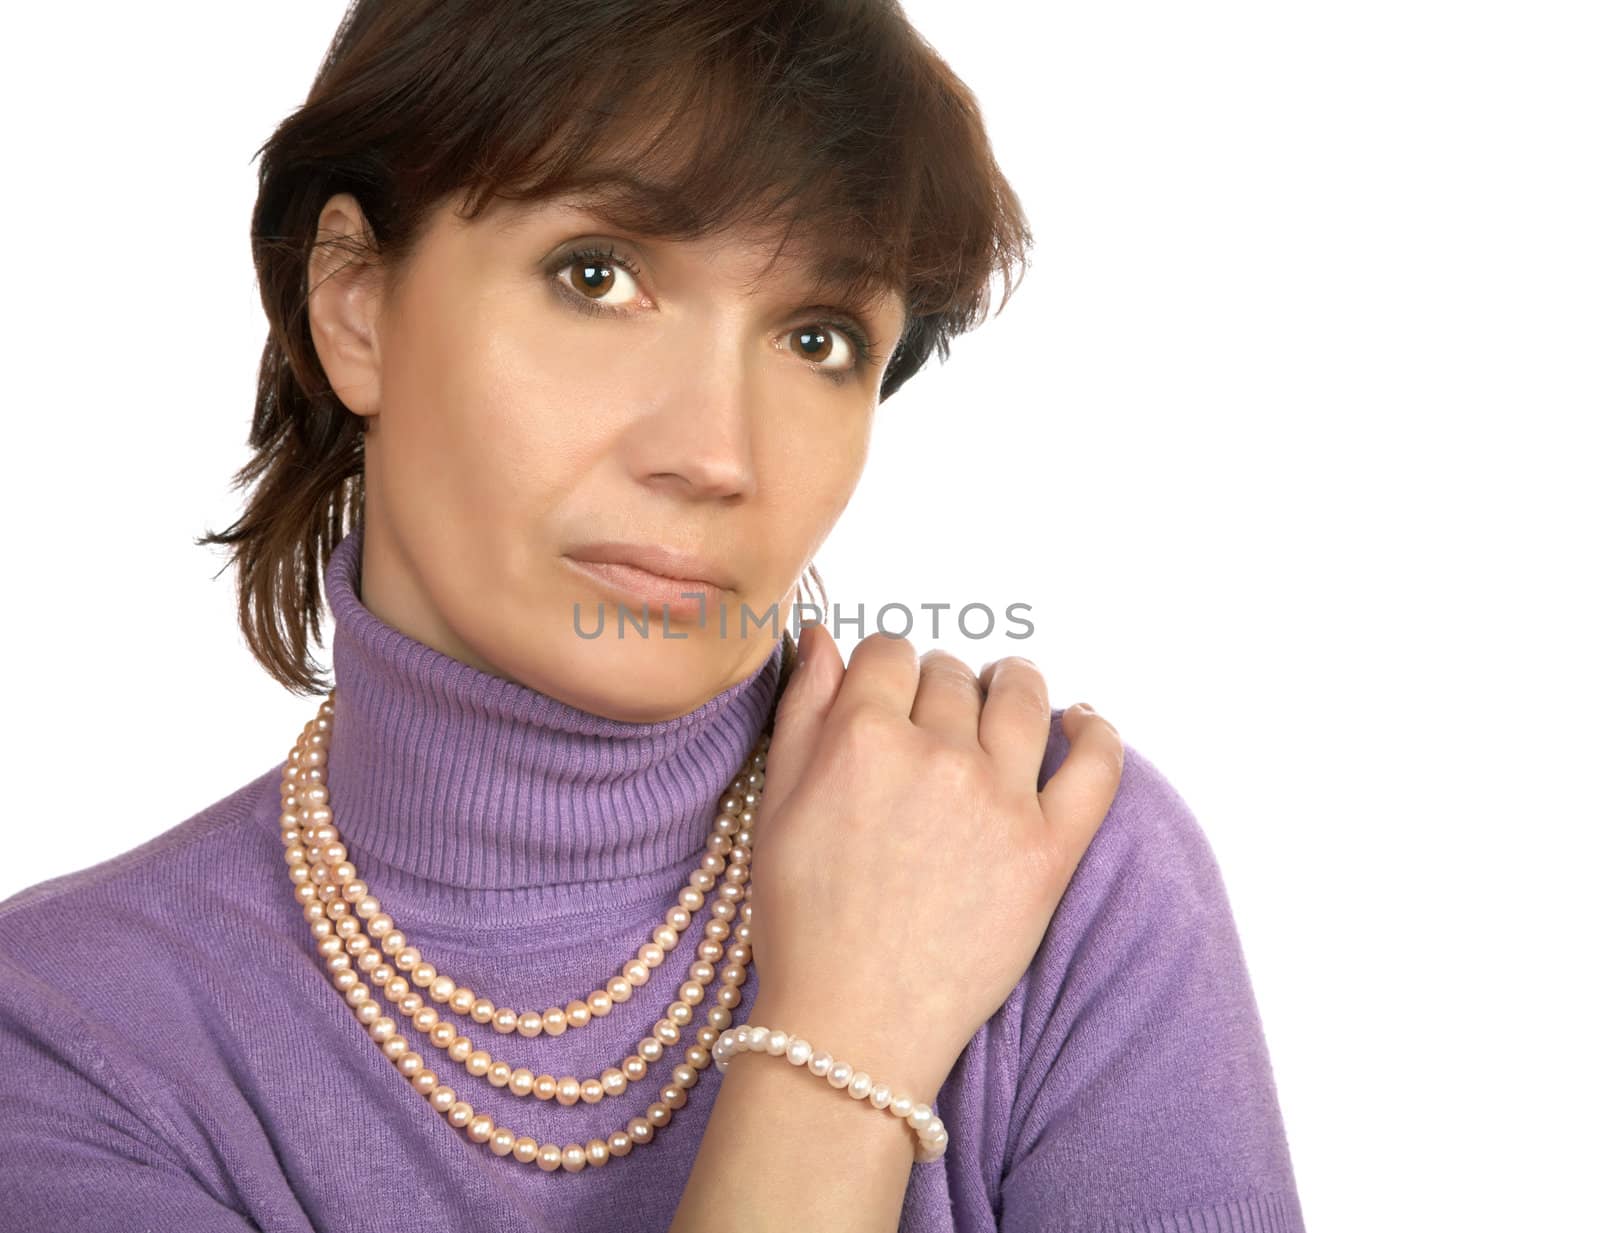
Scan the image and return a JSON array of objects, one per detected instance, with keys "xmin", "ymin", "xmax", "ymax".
[
  {"xmin": 0, "ymin": 950, "xmax": 263, "ymax": 1233},
  {"xmin": 998, "ymin": 737, "xmax": 1305, "ymax": 1232}
]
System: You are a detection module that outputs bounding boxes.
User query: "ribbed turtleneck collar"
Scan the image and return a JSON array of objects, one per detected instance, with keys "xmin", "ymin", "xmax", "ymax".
[{"xmin": 321, "ymin": 522, "xmax": 785, "ymax": 905}]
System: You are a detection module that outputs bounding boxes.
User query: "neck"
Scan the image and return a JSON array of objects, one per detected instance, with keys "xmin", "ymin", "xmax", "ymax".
[{"xmin": 318, "ymin": 522, "xmax": 792, "ymax": 923}]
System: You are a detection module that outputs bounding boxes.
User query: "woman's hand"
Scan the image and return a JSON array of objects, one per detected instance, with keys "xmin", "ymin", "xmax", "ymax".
[{"xmin": 745, "ymin": 623, "xmax": 1125, "ymax": 1096}]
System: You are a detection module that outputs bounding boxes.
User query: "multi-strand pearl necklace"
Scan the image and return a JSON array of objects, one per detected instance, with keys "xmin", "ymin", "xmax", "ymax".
[
  {"xmin": 278, "ymin": 690, "xmax": 767, "ymax": 1172},
  {"xmin": 279, "ymin": 688, "xmax": 948, "ymax": 1172}
]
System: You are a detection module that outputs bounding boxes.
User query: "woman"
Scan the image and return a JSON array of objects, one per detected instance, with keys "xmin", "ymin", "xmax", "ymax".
[{"xmin": 0, "ymin": 2, "xmax": 1303, "ymax": 1230}]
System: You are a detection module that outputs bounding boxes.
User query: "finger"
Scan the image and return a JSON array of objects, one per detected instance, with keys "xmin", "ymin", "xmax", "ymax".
[
  {"xmin": 975, "ymin": 657, "xmax": 1053, "ymax": 788},
  {"xmin": 1037, "ymin": 704, "xmax": 1125, "ymax": 861},
  {"xmin": 761, "ymin": 622, "xmax": 846, "ymax": 815},
  {"xmin": 908, "ymin": 649, "xmax": 983, "ymax": 744},
  {"xmin": 829, "ymin": 630, "xmax": 920, "ymax": 722}
]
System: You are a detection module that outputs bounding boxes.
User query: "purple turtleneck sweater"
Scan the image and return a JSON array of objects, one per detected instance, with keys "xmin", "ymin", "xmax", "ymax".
[{"xmin": 0, "ymin": 525, "xmax": 1304, "ymax": 1232}]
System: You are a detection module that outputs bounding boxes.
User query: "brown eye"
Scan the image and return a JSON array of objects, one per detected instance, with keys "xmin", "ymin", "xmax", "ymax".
[
  {"xmin": 791, "ymin": 325, "xmax": 834, "ymax": 363},
  {"xmin": 552, "ymin": 245, "xmax": 642, "ymax": 308},
  {"xmin": 567, "ymin": 258, "xmax": 616, "ymax": 299},
  {"xmin": 789, "ymin": 324, "xmax": 859, "ymax": 375}
]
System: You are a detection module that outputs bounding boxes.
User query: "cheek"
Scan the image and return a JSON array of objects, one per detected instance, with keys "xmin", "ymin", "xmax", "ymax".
[
  {"xmin": 762, "ymin": 418, "xmax": 870, "ymax": 559},
  {"xmin": 378, "ymin": 298, "xmax": 597, "ymax": 526}
]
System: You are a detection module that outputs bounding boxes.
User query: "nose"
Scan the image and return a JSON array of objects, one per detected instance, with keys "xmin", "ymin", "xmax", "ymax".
[{"xmin": 624, "ymin": 363, "xmax": 759, "ymax": 501}]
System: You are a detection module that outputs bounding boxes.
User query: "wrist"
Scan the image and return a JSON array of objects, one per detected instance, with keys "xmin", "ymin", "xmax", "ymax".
[
  {"xmin": 741, "ymin": 995, "xmax": 955, "ymax": 1107},
  {"xmin": 715, "ymin": 1015, "xmax": 951, "ymax": 1163}
]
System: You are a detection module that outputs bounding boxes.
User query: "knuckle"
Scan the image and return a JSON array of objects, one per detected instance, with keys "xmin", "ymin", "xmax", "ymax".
[
  {"xmin": 919, "ymin": 652, "xmax": 981, "ymax": 693},
  {"xmin": 924, "ymin": 739, "xmax": 989, "ymax": 798},
  {"xmin": 989, "ymin": 655, "xmax": 1048, "ymax": 695},
  {"xmin": 1085, "ymin": 740, "xmax": 1125, "ymax": 786},
  {"xmin": 862, "ymin": 630, "xmax": 915, "ymax": 656},
  {"xmin": 838, "ymin": 704, "xmax": 902, "ymax": 758}
]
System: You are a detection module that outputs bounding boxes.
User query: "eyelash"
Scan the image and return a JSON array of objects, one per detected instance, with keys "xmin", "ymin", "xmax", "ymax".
[{"xmin": 548, "ymin": 244, "xmax": 883, "ymax": 381}]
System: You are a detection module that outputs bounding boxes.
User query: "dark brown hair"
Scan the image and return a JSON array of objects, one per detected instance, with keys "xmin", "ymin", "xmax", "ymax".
[{"xmin": 199, "ymin": 0, "xmax": 1033, "ymax": 695}]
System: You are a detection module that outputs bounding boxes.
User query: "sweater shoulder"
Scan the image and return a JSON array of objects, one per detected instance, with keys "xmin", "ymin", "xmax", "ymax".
[
  {"xmin": 1018, "ymin": 704, "xmax": 1230, "ymax": 1034},
  {"xmin": 0, "ymin": 762, "xmax": 282, "ymax": 937}
]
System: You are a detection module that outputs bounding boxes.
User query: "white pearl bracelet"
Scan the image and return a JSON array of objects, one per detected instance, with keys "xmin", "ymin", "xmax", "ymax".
[{"xmin": 712, "ymin": 1024, "xmax": 949, "ymax": 1163}]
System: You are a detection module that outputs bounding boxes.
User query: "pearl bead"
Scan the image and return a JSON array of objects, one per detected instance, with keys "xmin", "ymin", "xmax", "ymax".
[
  {"xmin": 787, "ymin": 1038, "xmax": 812, "ymax": 1066},
  {"xmin": 807, "ymin": 1051, "xmax": 833, "ymax": 1078},
  {"xmin": 890, "ymin": 1094, "xmax": 915, "ymax": 1119},
  {"xmin": 869, "ymin": 1083, "xmax": 893, "ymax": 1109},
  {"xmin": 907, "ymin": 1103, "xmax": 934, "ymax": 1132},
  {"xmin": 848, "ymin": 1071, "xmax": 874, "ymax": 1100},
  {"xmin": 278, "ymin": 726, "xmax": 799, "ymax": 1174},
  {"xmin": 827, "ymin": 1060, "xmax": 854, "ymax": 1089}
]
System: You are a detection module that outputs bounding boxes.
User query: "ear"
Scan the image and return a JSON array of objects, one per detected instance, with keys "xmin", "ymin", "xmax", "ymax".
[{"xmin": 306, "ymin": 192, "xmax": 386, "ymax": 418}]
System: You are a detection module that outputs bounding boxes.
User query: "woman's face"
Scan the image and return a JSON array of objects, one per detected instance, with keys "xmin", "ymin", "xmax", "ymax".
[{"xmin": 307, "ymin": 188, "xmax": 905, "ymax": 722}]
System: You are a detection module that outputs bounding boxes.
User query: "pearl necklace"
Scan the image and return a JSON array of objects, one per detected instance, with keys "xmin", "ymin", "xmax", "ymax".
[{"xmin": 279, "ymin": 690, "xmax": 768, "ymax": 1172}]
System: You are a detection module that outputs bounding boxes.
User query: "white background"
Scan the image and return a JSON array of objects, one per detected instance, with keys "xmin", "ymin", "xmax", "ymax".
[{"xmin": 1, "ymin": 2, "xmax": 1594, "ymax": 1226}]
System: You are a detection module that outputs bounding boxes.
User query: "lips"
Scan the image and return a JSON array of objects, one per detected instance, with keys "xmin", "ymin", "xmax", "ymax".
[{"xmin": 562, "ymin": 540, "xmax": 734, "ymax": 590}]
